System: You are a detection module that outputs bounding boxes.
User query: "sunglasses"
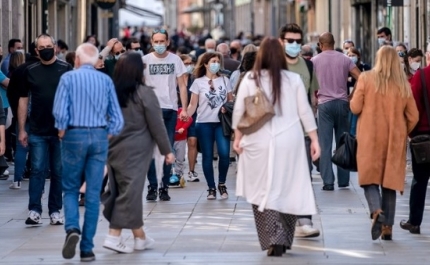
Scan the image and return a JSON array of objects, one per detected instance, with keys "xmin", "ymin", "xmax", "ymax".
[
  {"xmin": 152, "ymin": 29, "xmax": 167, "ymax": 35},
  {"xmin": 283, "ymin": 38, "xmax": 302, "ymax": 44},
  {"xmin": 398, "ymin": 51, "xmax": 406, "ymax": 57},
  {"xmin": 115, "ymin": 49, "xmax": 126, "ymax": 56},
  {"xmin": 208, "ymin": 79, "xmax": 214, "ymax": 92}
]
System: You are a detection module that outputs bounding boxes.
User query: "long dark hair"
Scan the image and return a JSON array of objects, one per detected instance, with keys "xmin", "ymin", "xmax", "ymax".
[
  {"xmin": 251, "ymin": 37, "xmax": 288, "ymax": 106},
  {"xmin": 113, "ymin": 52, "xmax": 144, "ymax": 107}
]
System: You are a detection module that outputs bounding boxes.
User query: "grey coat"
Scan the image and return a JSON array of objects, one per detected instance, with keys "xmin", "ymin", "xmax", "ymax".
[{"xmin": 102, "ymin": 85, "xmax": 171, "ymax": 228}]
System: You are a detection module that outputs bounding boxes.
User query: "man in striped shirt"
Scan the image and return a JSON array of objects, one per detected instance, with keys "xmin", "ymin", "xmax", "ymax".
[{"xmin": 53, "ymin": 43, "xmax": 124, "ymax": 262}]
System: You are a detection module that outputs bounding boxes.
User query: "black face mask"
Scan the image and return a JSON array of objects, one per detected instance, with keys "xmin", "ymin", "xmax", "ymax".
[
  {"xmin": 230, "ymin": 48, "xmax": 238, "ymax": 54},
  {"xmin": 38, "ymin": 48, "xmax": 55, "ymax": 61},
  {"xmin": 0, "ymin": 56, "xmax": 2, "ymax": 62}
]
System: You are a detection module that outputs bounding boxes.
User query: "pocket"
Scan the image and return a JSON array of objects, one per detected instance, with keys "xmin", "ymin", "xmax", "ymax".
[{"xmin": 61, "ymin": 140, "xmax": 84, "ymax": 165}]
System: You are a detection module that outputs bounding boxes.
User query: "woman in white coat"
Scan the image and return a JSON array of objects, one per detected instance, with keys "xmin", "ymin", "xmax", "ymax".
[{"xmin": 232, "ymin": 37, "xmax": 320, "ymax": 256}]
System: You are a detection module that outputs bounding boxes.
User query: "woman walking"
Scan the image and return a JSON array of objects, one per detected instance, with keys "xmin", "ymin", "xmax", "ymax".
[
  {"xmin": 232, "ymin": 37, "xmax": 320, "ymax": 256},
  {"xmin": 102, "ymin": 52, "xmax": 175, "ymax": 253},
  {"xmin": 187, "ymin": 52, "xmax": 233, "ymax": 200},
  {"xmin": 350, "ymin": 46, "xmax": 418, "ymax": 241}
]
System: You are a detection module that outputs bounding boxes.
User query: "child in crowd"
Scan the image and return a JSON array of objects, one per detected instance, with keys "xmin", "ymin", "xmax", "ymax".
[{"xmin": 170, "ymin": 108, "xmax": 193, "ymax": 187}]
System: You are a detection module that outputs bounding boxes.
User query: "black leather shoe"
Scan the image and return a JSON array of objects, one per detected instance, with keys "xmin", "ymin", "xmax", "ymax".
[
  {"xmin": 267, "ymin": 244, "xmax": 283, "ymax": 256},
  {"xmin": 322, "ymin": 185, "xmax": 334, "ymax": 191},
  {"xmin": 400, "ymin": 220, "xmax": 420, "ymax": 234}
]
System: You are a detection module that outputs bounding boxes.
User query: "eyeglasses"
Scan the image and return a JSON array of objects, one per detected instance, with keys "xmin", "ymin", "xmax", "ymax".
[
  {"xmin": 115, "ymin": 49, "xmax": 126, "ymax": 56},
  {"xmin": 208, "ymin": 79, "xmax": 214, "ymax": 92},
  {"xmin": 152, "ymin": 29, "xmax": 167, "ymax": 36},
  {"xmin": 283, "ymin": 38, "xmax": 302, "ymax": 44}
]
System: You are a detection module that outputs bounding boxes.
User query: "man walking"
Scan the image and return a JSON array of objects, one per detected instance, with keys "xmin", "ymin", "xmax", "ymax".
[
  {"xmin": 18, "ymin": 34, "xmax": 73, "ymax": 226},
  {"xmin": 53, "ymin": 43, "xmax": 124, "ymax": 262},
  {"xmin": 311, "ymin": 32, "xmax": 361, "ymax": 191},
  {"xmin": 142, "ymin": 29, "xmax": 188, "ymax": 201},
  {"xmin": 279, "ymin": 23, "xmax": 320, "ymax": 238}
]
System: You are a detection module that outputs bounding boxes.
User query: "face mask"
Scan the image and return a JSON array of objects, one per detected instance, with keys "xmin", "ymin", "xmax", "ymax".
[
  {"xmin": 186, "ymin": 65, "xmax": 194, "ymax": 74},
  {"xmin": 114, "ymin": 54, "xmax": 122, "ymax": 60},
  {"xmin": 153, "ymin": 44, "xmax": 166, "ymax": 55},
  {"xmin": 230, "ymin": 47, "xmax": 238, "ymax": 54},
  {"xmin": 410, "ymin": 62, "xmax": 421, "ymax": 71},
  {"xmin": 135, "ymin": 50, "xmax": 144, "ymax": 56},
  {"xmin": 350, "ymin": 56, "xmax": 358, "ymax": 64},
  {"xmin": 378, "ymin": 38, "xmax": 386, "ymax": 46},
  {"xmin": 17, "ymin": 49, "xmax": 25, "ymax": 54},
  {"xmin": 284, "ymin": 42, "xmax": 301, "ymax": 58},
  {"xmin": 209, "ymin": 62, "xmax": 220, "ymax": 74},
  {"xmin": 343, "ymin": 50, "xmax": 349, "ymax": 55},
  {"xmin": 206, "ymin": 49, "xmax": 215, "ymax": 53},
  {"xmin": 57, "ymin": 53, "xmax": 65, "ymax": 60},
  {"xmin": 38, "ymin": 48, "xmax": 55, "ymax": 61}
]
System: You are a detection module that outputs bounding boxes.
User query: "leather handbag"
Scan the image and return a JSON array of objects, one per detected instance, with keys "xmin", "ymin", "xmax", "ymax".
[
  {"xmin": 331, "ymin": 132, "xmax": 357, "ymax": 171},
  {"xmin": 237, "ymin": 85, "xmax": 275, "ymax": 135},
  {"xmin": 410, "ymin": 69, "xmax": 430, "ymax": 164}
]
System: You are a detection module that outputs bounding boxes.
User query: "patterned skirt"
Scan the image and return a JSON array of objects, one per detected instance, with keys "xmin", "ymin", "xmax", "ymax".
[{"xmin": 252, "ymin": 204, "xmax": 297, "ymax": 250}]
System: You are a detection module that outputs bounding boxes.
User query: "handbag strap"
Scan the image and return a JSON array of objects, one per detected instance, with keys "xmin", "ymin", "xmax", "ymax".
[{"xmin": 420, "ymin": 69, "xmax": 430, "ymax": 128}]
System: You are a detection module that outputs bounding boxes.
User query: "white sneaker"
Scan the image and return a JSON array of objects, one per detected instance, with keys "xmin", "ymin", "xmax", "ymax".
[
  {"xmin": 134, "ymin": 236, "xmax": 155, "ymax": 250},
  {"xmin": 50, "ymin": 212, "xmax": 64, "ymax": 225},
  {"xmin": 9, "ymin": 181, "xmax": 21, "ymax": 189},
  {"xmin": 103, "ymin": 235, "xmax": 133, "ymax": 253},
  {"xmin": 187, "ymin": 171, "xmax": 200, "ymax": 182},
  {"xmin": 294, "ymin": 225, "xmax": 320, "ymax": 238},
  {"xmin": 3, "ymin": 170, "xmax": 9, "ymax": 175},
  {"xmin": 25, "ymin": 210, "xmax": 42, "ymax": 225}
]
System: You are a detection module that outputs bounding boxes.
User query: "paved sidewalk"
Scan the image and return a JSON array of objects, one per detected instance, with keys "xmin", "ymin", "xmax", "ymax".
[{"xmin": 0, "ymin": 161, "xmax": 430, "ymax": 264}]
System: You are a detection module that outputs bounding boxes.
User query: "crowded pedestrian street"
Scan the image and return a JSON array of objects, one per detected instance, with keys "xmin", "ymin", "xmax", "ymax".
[{"xmin": 1, "ymin": 161, "xmax": 429, "ymax": 264}]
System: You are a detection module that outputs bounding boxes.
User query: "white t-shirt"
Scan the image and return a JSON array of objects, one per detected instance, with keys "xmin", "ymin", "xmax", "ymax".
[
  {"xmin": 190, "ymin": 75, "xmax": 232, "ymax": 123},
  {"xmin": 142, "ymin": 52, "xmax": 187, "ymax": 110}
]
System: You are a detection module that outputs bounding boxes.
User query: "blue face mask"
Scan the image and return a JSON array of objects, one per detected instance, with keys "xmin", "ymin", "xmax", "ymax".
[
  {"xmin": 209, "ymin": 63, "xmax": 220, "ymax": 74},
  {"xmin": 350, "ymin": 56, "xmax": 358, "ymax": 64},
  {"xmin": 114, "ymin": 54, "xmax": 122, "ymax": 60},
  {"xmin": 284, "ymin": 42, "xmax": 301, "ymax": 58},
  {"xmin": 153, "ymin": 44, "xmax": 166, "ymax": 55}
]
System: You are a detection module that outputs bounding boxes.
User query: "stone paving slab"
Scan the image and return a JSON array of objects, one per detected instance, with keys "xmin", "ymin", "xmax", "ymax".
[{"xmin": 1, "ymin": 161, "xmax": 430, "ymax": 264}]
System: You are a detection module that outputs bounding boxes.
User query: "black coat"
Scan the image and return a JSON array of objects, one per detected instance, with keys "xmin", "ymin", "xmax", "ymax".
[{"xmin": 218, "ymin": 101, "xmax": 234, "ymax": 137}]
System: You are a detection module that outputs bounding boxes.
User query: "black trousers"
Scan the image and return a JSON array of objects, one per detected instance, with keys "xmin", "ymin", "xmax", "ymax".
[{"xmin": 409, "ymin": 138, "xmax": 430, "ymax": 226}]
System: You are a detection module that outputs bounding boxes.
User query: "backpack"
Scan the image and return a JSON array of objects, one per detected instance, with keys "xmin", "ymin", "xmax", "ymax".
[{"xmin": 304, "ymin": 58, "xmax": 314, "ymax": 104}]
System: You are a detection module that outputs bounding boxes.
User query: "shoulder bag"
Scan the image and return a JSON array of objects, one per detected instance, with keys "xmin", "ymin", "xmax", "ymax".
[
  {"xmin": 236, "ymin": 85, "xmax": 275, "ymax": 135},
  {"xmin": 410, "ymin": 69, "xmax": 430, "ymax": 164}
]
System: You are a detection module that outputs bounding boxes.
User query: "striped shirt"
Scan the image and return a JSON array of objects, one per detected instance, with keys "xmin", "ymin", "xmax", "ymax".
[{"xmin": 53, "ymin": 64, "xmax": 124, "ymax": 135}]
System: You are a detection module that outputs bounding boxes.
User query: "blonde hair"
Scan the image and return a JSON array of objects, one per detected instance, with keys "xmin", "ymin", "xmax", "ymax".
[
  {"xmin": 241, "ymin": 44, "xmax": 258, "ymax": 57},
  {"xmin": 373, "ymin": 46, "xmax": 411, "ymax": 98}
]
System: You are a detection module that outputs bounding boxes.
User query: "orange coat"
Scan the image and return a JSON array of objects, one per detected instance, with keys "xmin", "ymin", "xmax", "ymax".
[{"xmin": 350, "ymin": 72, "xmax": 419, "ymax": 192}]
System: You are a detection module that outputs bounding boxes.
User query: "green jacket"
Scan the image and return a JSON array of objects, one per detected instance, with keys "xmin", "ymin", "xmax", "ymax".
[{"xmin": 104, "ymin": 58, "xmax": 117, "ymax": 78}]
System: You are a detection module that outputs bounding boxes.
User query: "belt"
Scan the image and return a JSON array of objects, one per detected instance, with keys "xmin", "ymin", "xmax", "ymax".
[{"xmin": 67, "ymin": 126, "xmax": 106, "ymax": 130}]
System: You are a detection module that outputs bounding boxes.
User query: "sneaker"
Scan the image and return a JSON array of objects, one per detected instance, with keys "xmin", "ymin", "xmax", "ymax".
[
  {"xmin": 3, "ymin": 170, "xmax": 9, "ymax": 175},
  {"xmin": 50, "ymin": 212, "xmax": 64, "ymax": 225},
  {"xmin": 0, "ymin": 174, "xmax": 8, "ymax": 180},
  {"xmin": 218, "ymin": 184, "xmax": 228, "ymax": 199},
  {"xmin": 159, "ymin": 188, "xmax": 170, "ymax": 201},
  {"xmin": 179, "ymin": 175, "xmax": 186, "ymax": 188},
  {"xmin": 80, "ymin": 251, "xmax": 95, "ymax": 262},
  {"xmin": 294, "ymin": 225, "xmax": 320, "ymax": 238},
  {"xmin": 62, "ymin": 229, "xmax": 80, "ymax": 259},
  {"xmin": 25, "ymin": 210, "xmax": 42, "ymax": 225},
  {"xmin": 207, "ymin": 188, "xmax": 217, "ymax": 200},
  {"xmin": 187, "ymin": 171, "xmax": 199, "ymax": 182},
  {"xmin": 103, "ymin": 235, "xmax": 133, "ymax": 253},
  {"xmin": 134, "ymin": 236, "xmax": 155, "ymax": 250},
  {"xmin": 146, "ymin": 185, "xmax": 158, "ymax": 202},
  {"xmin": 9, "ymin": 181, "xmax": 21, "ymax": 189},
  {"xmin": 169, "ymin": 175, "xmax": 180, "ymax": 187}
]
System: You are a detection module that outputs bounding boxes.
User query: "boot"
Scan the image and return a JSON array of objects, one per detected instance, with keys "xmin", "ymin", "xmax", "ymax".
[
  {"xmin": 381, "ymin": 225, "xmax": 392, "ymax": 240},
  {"xmin": 371, "ymin": 209, "xmax": 385, "ymax": 240},
  {"xmin": 267, "ymin": 244, "xmax": 283, "ymax": 257}
]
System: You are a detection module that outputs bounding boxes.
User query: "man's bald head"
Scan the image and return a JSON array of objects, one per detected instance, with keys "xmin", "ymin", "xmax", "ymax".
[
  {"xmin": 205, "ymin": 38, "xmax": 216, "ymax": 51},
  {"xmin": 75, "ymin": 43, "xmax": 99, "ymax": 67},
  {"xmin": 319, "ymin": 32, "xmax": 335, "ymax": 51},
  {"xmin": 216, "ymin": 43, "xmax": 230, "ymax": 56}
]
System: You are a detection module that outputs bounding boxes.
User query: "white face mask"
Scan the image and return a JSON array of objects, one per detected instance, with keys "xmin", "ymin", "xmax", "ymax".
[
  {"xmin": 206, "ymin": 49, "xmax": 215, "ymax": 53},
  {"xmin": 410, "ymin": 61, "xmax": 421, "ymax": 71}
]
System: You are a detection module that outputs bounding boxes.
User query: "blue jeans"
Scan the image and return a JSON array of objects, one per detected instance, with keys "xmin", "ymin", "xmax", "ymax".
[
  {"xmin": 62, "ymin": 128, "xmax": 108, "ymax": 252},
  {"xmin": 147, "ymin": 109, "xmax": 176, "ymax": 189},
  {"xmin": 14, "ymin": 123, "xmax": 29, "ymax": 182},
  {"xmin": 349, "ymin": 112, "xmax": 358, "ymax": 137},
  {"xmin": 196, "ymin": 122, "xmax": 230, "ymax": 189},
  {"xmin": 318, "ymin": 100, "xmax": 350, "ymax": 187},
  {"xmin": 28, "ymin": 134, "xmax": 62, "ymax": 215}
]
